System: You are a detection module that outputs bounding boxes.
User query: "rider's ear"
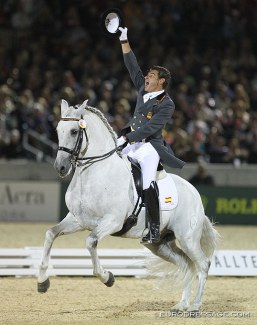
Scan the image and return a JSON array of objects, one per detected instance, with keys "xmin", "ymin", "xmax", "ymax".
[
  {"xmin": 159, "ymin": 78, "xmax": 165, "ymax": 87},
  {"xmin": 61, "ymin": 99, "xmax": 69, "ymax": 116}
]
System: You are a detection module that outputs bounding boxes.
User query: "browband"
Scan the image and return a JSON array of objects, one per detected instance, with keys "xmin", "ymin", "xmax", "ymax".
[{"xmin": 61, "ymin": 117, "xmax": 80, "ymax": 121}]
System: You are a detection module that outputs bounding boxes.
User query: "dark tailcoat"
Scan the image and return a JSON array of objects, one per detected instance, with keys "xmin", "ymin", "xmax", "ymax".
[{"xmin": 121, "ymin": 51, "xmax": 185, "ymax": 169}]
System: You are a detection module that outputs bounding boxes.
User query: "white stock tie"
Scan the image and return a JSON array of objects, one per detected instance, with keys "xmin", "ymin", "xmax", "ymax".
[{"xmin": 143, "ymin": 93, "xmax": 151, "ymax": 103}]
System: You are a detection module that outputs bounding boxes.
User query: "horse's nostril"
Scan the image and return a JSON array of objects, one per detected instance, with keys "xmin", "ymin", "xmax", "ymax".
[{"xmin": 60, "ymin": 166, "xmax": 66, "ymax": 173}]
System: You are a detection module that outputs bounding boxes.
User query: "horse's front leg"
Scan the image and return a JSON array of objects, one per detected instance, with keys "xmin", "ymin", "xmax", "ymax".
[
  {"xmin": 37, "ymin": 212, "xmax": 83, "ymax": 293},
  {"xmin": 86, "ymin": 214, "xmax": 123, "ymax": 286}
]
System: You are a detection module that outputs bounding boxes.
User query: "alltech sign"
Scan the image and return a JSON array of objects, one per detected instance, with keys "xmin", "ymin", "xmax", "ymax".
[{"xmin": 209, "ymin": 250, "xmax": 257, "ymax": 276}]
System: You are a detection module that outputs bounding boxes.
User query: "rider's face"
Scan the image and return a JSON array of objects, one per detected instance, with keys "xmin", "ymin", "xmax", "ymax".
[{"xmin": 144, "ymin": 69, "xmax": 164, "ymax": 93}]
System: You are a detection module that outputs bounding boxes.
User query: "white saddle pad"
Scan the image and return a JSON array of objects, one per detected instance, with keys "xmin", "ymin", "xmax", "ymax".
[
  {"xmin": 132, "ymin": 171, "xmax": 178, "ymax": 211},
  {"xmin": 157, "ymin": 172, "xmax": 178, "ymax": 210},
  {"xmin": 122, "ymin": 155, "xmax": 178, "ymax": 211}
]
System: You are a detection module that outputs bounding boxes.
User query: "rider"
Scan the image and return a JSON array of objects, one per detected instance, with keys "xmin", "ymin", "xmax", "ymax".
[{"xmin": 116, "ymin": 27, "xmax": 185, "ymax": 244}]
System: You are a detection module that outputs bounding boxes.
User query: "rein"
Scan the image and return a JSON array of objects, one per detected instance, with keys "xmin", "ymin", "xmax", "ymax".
[{"xmin": 58, "ymin": 117, "xmax": 117, "ymax": 168}]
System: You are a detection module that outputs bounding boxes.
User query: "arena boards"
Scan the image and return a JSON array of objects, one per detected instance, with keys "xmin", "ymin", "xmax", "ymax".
[{"xmin": 0, "ymin": 248, "xmax": 256, "ymax": 277}]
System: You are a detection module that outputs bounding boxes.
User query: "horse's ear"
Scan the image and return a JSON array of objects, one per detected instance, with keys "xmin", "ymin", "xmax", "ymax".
[
  {"xmin": 61, "ymin": 99, "xmax": 69, "ymax": 116},
  {"xmin": 80, "ymin": 99, "xmax": 88, "ymax": 110}
]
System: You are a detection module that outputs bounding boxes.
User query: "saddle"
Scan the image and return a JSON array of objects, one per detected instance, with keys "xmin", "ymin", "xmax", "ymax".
[
  {"xmin": 111, "ymin": 157, "xmax": 163, "ymax": 237},
  {"xmin": 128, "ymin": 157, "xmax": 164, "ymax": 197}
]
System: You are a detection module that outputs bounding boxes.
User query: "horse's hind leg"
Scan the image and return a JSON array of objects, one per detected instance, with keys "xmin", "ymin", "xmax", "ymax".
[
  {"xmin": 178, "ymin": 236, "xmax": 210, "ymax": 312},
  {"xmin": 145, "ymin": 236, "xmax": 195, "ymax": 311},
  {"xmin": 37, "ymin": 212, "xmax": 83, "ymax": 293}
]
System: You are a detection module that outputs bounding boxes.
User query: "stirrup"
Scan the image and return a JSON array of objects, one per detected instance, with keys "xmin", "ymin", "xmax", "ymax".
[
  {"xmin": 140, "ymin": 230, "xmax": 151, "ymax": 244},
  {"xmin": 140, "ymin": 226, "xmax": 160, "ymax": 244}
]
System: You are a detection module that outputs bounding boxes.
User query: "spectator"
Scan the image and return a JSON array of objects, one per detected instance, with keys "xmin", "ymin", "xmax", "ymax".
[
  {"xmin": 0, "ymin": 0, "xmax": 256, "ymax": 164},
  {"xmin": 2, "ymin": 129, "xmax": 24, "ymax": 159},
  {"xmin": 223, "ymin": 137, "xmax": 248, "ymax": 165},
  {"xmin": 189, "ymin": 162, "xmax": 215, "ymax": 186}
]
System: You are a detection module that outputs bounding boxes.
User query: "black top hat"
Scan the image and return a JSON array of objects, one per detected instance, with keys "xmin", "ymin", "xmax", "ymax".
[{"xmin": 100, "ymin": 8, "xmax": 124, "ymax": 38}]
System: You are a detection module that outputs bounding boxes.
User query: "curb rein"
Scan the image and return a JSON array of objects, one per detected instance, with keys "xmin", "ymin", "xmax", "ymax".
[{"xmin": 58, "ymin": 116, "xmax": 117, "ymax": 168}]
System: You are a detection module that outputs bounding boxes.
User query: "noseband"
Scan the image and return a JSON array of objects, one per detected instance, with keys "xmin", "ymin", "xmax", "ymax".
[{"xmin": 58, "ymin": 116, "xmax": 117, "ymax": 168}]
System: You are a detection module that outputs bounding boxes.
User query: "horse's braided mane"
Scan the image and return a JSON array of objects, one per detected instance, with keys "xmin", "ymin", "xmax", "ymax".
[{"xmin": 85, "ymin": 105, "xmax": 117, "ymax": 144}]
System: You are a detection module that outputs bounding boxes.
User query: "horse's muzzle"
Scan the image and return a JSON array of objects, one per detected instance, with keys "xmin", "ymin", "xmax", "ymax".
[
  {"xmin": 59, "ymin": 165, "xmax": 69, "ymax": 178},
  {"xmin": 54, "ymin": 156, "xmax": 72, "ymax": 178}
]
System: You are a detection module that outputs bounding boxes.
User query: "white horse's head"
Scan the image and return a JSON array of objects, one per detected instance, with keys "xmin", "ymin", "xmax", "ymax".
[
  {"xmin": 54, "ymin": 99, "xmax": 88, "ymax": 177},
  {"xmin": 54, "ymin": 99, "xmax": 117, "ymax": 178}
]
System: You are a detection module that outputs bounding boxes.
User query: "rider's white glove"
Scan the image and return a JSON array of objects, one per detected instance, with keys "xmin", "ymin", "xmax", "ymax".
[
  {"xmin": 117, "ymin": 136, "xmax": 127, "ymax": 147},
  {"xmin": 119, "ymin": 27, "xmax": 128, "ymax": 41}
]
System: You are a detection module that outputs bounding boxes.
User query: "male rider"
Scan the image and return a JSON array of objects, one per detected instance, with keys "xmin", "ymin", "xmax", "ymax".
[{"xmin": 116, "ymin": 27, "xmax": 185, "ymax": 243}]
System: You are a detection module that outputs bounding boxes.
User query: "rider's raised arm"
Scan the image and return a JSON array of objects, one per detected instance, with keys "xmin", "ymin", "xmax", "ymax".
[
  {"xmin": 119, "ymin": 27, "xmax": 145, "ymax": 91},
  {"xmin": 119, "ymin": 27, "xmax": 131, "ymax": 54}
]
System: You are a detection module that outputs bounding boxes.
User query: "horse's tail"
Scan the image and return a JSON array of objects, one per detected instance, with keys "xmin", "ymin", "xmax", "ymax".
[
  {"xmin": 144, "ymin": 215, "xmax": 219, "ymax": 288},
  {"xmin": 200, "ymin": 215, "xmax": 220, "ymax": 258}
]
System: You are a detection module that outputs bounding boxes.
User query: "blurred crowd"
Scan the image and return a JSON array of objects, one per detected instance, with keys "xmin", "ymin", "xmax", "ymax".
[{"xmin": 0, "ymin": 0, "xmax": 257, "ymax": 164}]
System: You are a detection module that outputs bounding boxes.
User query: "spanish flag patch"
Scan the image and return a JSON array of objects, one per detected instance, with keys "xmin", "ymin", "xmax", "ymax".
[{"xmin": 165, "ymin": 197, "xmax": 172, "ymax": 203}]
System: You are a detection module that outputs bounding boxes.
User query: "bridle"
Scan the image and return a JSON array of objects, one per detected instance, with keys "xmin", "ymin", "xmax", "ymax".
[{"xmin": 58, "ymin": 116, "xmax": 117, "ymax": 168}]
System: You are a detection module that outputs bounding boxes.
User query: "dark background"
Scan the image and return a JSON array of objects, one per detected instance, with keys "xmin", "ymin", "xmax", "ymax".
[{"xmin": 0, "ymin": 0, "xmax": 256, "ymax": 165}]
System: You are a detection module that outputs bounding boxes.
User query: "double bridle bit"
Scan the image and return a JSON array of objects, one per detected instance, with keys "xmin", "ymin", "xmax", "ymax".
[{"xmin": 58, "ymin": 116, "xmax": 117, "ymax": 168}]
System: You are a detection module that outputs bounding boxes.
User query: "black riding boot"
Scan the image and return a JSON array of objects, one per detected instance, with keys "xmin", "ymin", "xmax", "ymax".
[{"xmin": 141, "ymin": 181, "xmax": 160, "ymax": 244}]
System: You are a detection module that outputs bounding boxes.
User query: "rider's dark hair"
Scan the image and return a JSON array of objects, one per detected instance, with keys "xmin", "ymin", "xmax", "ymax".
[{"xmin": 148, "ymin": 65, "xmax": 171, "ymax": 89}]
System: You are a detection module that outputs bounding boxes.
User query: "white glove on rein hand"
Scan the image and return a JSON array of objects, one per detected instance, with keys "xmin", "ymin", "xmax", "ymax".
[
  {"xmin": 119, "ymin": 27, "xmax": 128, "ymax": 41},
  {"xmin": 117, "ymin": 136, "xmax": 127, "ymax": 147}
]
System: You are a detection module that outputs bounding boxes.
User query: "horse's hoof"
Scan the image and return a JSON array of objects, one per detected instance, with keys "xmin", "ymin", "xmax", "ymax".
[
  {"xmin": 37, "ymin": 278, "xmax": 50, "ymax": 293},
  {"xmin": 104, "ymin": 271, "xmax": 115, "ymax": 287},
  {"xmin": 170, "ymin": 304, "xmax": 188, "ymax": 313},
  {"xmin": 187, "ymin": 310, "xmax": 199, "ymax": 318},
  {"xmin": 170, "ymin": 308, "xmax": 185, "ymax": 315}
]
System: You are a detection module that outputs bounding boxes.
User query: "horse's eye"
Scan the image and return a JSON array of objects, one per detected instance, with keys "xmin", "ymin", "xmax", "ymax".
[{"xmin": 71, "ymin": 129, "xmax": 78, "ymax": 135}]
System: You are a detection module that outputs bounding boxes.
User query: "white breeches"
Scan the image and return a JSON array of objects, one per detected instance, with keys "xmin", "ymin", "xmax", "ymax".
[{"xmin": 122, "ymin": 142, "xmax": 159, "ymax": 189}]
